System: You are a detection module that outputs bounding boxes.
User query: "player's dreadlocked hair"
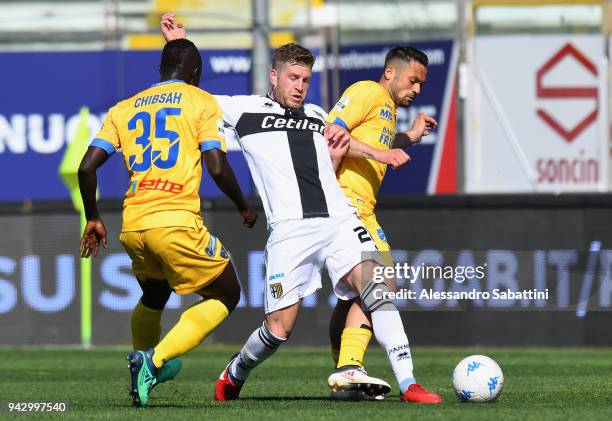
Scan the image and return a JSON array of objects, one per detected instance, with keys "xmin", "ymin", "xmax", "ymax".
[
  {"xmin": 159, "ymin": 39, "xmax": 202, "ymax": 80},
  {"xmin": 384, "ymin": 46, "xmax": 428, "ymax": 68},
  {"xmin": 272, "ymin": 43, "xmax": 315, "ymax": 70}
]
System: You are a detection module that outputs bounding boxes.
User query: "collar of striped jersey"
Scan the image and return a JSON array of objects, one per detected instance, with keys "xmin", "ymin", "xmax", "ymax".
[
  {"xmin": 266, "ymin": 92, "xmax": 306, "ymax": 115},
  {"xmin": 151, "ymin": 79, "xmax": 186, "ymax": 87}
]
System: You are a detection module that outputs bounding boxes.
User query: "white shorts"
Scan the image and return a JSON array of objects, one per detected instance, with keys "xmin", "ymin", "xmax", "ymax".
[{"xmin": 264, "ymin": 213, "xmax": 381, "ymax": 314}]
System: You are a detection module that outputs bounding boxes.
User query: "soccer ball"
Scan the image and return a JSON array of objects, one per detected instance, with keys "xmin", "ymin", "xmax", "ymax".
[{"xmin": 452, "ymin": 355, "xmax": 504, "ymax": 402}]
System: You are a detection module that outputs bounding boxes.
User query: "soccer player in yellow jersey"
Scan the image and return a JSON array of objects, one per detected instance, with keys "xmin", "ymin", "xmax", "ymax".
[
  {"xmin": 327, "ymin": 46, "xmax": 439, "ymax": 402},
  {"xmin": 78, "ymin": 39, "xmax": 257, "ymax": 407}
]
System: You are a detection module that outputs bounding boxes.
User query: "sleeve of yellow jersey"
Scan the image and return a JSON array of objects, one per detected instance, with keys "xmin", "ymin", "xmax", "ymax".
[
  {"xmin": 90, "ymin": 106, "xmax": 121, "ymax": 156},
  {"xmin": 197, "ymin": 94, "xmax": 227, "ymax": 153},
  {"xmin": 327, "ymin": 83, "xmax": 376, "ymax": 131}
]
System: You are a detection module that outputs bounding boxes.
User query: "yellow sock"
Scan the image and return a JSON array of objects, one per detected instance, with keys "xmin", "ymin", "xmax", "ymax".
[
  {"xmin": 337, "ymin": 327, "xmax": 372, "ymax": 368},
  {"xmin": 131, "ymin": 301, "xmax": 162, "ymax": 351},
  {"xmin": 152, "ymin": 299, "xmax": 229, "ymax": 368}
]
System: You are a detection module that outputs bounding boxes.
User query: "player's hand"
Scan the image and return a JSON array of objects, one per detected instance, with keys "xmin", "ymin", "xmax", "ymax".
[
  {"xmin": 240, "ymin": 207, "xmax": 258, "ymax": 228},
  {"xmin": 161, "ymin": 12, "xmax": 186, "ymax": 41},
  {"xmin": 324, "ymin": 124, "xmax": 350, "ymax": 159},
  {"xmin": 324, "ymin": 124, "xmax": 350, "ymax": 144},
  {"xmin": 80, "ymin": 218, "xmax": 107, "ymax": 258},
  {"xmin": 405, "ymin": 112, "xmax": 437, "ymax": 145},
  {"xmin": 327, "ymin": 136, "xmax": 350, "ymax": 160},
  {"xmin": 374, "ymin": 149, "xmax": 411, "ymax": 169}
]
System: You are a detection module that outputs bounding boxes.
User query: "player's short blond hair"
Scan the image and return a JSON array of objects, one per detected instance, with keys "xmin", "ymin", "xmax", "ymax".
[{"xmin": 272, "ymin": 43, "xmax": 315, "ymax": 70}]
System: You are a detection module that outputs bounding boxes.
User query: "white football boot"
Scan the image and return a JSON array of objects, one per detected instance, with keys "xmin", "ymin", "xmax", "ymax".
[{"xmin": 328, "ymin": 366, "xmax": 391, "ymax": 401}]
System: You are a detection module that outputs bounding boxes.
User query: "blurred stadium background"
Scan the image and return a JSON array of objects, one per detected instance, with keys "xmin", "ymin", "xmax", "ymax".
[{"xmin": 1, "ymin": 0, "xmax": 612, "ymax": 349}]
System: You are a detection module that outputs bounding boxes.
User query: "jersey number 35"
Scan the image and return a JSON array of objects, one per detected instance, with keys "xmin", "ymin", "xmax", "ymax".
[{"xmin": 128, "ymin": 107, "xmax": 182, "ymax": 172}]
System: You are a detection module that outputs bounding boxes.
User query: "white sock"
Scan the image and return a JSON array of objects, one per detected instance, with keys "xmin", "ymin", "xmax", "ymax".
[
  {"xmin": 229, "ymin": 322, "xmax": 286, "ymax": 384},
  {"xmin": 361, "ymin": 280, "xmax": 415, "ymax": 393},
  {"xmin": 371, "ymin": 309, "xmax": 415, "ymax": 392}
]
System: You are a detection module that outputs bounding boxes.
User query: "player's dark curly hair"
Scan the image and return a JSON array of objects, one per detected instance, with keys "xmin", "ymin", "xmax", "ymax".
[
  {"xmin": 272, "ymin": 43, "xmax": 315, "ymax": 70},
  {"xmin": 384, "ymin": 46, "xmax": 428, "ymax": 68},
  {"xmin": 159, "ymin": 39, "xmax": 202, "ymax": 80}
]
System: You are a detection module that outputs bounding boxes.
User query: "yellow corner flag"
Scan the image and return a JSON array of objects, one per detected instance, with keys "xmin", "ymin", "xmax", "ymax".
[
  {"xmin": 59, "ymin": 106, "xmax": 96, "ymax": 212},
  {"xmin": 58, "ymin": 106, "xmax": 95, "ymax": 348}
]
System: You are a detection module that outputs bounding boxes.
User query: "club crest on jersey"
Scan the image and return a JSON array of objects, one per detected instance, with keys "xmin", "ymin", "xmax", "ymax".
[{"xmin": 270, "ymin": 282, "xmax": 284, "ymax": 299}]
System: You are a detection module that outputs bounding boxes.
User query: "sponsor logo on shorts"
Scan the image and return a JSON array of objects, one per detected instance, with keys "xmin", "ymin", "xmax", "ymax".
[
  {"xmin": 376, "ymin": 228, "xmax": 387, "ymax": 242},
  {"xmin": 270, "ymin": 282, "xmax": 283, "ymax": 299},
  {"xmin": 268, "ymin": 272, "xmax": 284, "ymax": 281},
  {"xmin": 205, "ymin": 235, "xmax": 218, "ymax": 258}
]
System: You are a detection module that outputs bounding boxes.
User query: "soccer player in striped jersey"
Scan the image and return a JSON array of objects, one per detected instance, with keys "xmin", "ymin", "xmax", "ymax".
[{"xmin": 160, "ymin": 14, "xmax": 440, "ymax": 403}]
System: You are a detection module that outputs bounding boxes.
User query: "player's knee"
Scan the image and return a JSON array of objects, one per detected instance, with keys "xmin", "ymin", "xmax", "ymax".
[
  {"xmin": 138, "ymin": 278, "xmax": 173, "ymax": 310},
  {"xmin": 385, "ymin": 276, "xmax": 397, "ymax": 293},
  {"xmin": 222, "ymin": 279, "xmax": 241, "ymax": 313},
  {"xmin": 371, "ymin": 262, "xmax": 397, "ymax": 292},
  {"xmin": 334, "ymin": 297, "xmax": 356, "ymax": 312},
  {"xmin": 346, "ymin": 259, "xmax": 387, "ymax": 294},
  {"xmin": 360, "ymin": 279, "xmax": 396, "ymax": 313},
  {"xmin": 215, "ymin": 266, "xmax": 242, "ymax": 313},
  {"xmin": 265, "ymin": 316, "xmax": 292, "ymax": 339}
]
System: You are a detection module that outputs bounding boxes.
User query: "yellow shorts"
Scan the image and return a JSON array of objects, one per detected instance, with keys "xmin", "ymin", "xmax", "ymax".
[
  {"xmin": 359, "ymin": 211, "xmax": 393, "ymax": 266},
  {"xmin": 119, "ymin": 218, "xmax": 229, "ymax": 295}
]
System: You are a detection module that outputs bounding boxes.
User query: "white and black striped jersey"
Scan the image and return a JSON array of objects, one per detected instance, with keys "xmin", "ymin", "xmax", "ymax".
[{"xmin": 215, "ymin": 94, "xmax": 355, "ymax": 225}]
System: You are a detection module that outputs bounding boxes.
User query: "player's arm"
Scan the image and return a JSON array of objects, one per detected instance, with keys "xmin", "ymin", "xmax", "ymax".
[
  {"xmin": 78, "ymin": 108, "xmax": 121, "ymax": 258},
  {"xmin": 78, "ymin": 147, "xmax": 109, "ymax": 258},
  {"xmin": 393, "ymin": 112, "xmax": 437, "ymax": 149},
  {"xmin": 203, "ymin": 149, "xmax": 257, "ymax": 228},
  {"xmin": 347, "ymin": 136, "xmax": 410, "ymax": 170},
  {"xmin": 326, "ymin": 85, "xmax": 411, "ymax": 169},
  {"xmin": 326, "ymin": 123, "xmax": 410, "ymax": 170},
  {"xmin": 199, "ymin": 96, "xmax": 257, "ymax": 228}
]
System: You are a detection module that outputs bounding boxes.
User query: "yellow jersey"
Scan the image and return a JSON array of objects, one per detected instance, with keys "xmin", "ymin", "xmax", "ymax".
[
  {"xmin": 327, "ymin": 80, "xmax": 396, "ymax": 216},
  {"xmin": 90, "ymin": 79, "xmax": 226, "ymax": 232}
]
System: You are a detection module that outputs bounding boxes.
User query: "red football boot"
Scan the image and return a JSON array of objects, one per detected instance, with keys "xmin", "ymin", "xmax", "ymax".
[
  {"xmin": 400, "ymin": 383, "xmax": 443, "ymax": 404},
  {"xmin": 214, "ymin": 354, "xmax": 243, "ymax": 401}
]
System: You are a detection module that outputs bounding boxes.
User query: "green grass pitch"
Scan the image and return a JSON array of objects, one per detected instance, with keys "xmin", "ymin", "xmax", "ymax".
[{"xmin": 1, "ymin": 346, "xmax": 611, "ymax": 420}]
